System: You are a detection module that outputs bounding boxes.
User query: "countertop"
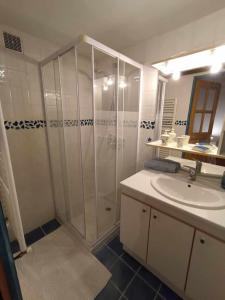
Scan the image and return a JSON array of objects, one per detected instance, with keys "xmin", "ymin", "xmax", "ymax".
[{"xmin": 120, "ymin": 159, "xmax": 225, "ymax": 242}]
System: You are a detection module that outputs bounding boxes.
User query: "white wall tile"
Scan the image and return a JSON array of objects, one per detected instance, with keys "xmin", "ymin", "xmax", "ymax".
[{"xmin": 0, "ymin": 25, "xmax": 57, "ymax": 233}]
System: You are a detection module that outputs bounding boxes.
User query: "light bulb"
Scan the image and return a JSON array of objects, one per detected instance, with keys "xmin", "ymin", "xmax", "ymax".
[
  {"xmin": 0, "ymin": 69, "xmax": 5, "ymax": 79},
  {"xmin": 172, "ymin": 71, "xmax": 181, "ymax": 80},
  {"xmin": 103, "ymin": 84, "xmax": 108, "ymax": 91},
  {"xmin": 119, "ymin": 81, "xmax": 127, "ymax": 88},
  {"xmin": 210, "ymin": 62, "xmax": 222, "ymax": 74},
  {"xmin": 107, "ymin": 77, "xmax": 114, "ymax": 86}
]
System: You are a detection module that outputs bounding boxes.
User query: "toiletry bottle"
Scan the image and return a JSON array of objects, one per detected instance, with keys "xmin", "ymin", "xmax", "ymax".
[
  {"xmin": 161, "ymin": 131, "xmax": 170, "ymax": 145},
  {"xmin": 169, "ymin": 128, "xmax": 176, "ymax": 143}
]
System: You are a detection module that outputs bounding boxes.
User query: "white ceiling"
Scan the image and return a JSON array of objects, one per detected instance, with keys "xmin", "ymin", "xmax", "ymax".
[{"xmin": 0, "ymin": 0, "xmax": 225, "ymax": 50}]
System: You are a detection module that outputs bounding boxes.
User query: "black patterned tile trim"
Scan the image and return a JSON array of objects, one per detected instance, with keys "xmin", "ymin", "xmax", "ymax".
[
  {"xmin": 80, "ymin": 119, "xmax": 94, "ymax": 126},
  {"xmin": 175, "ymin": 120, "xmax": 188, "ymax": 126},
  {"xmin": 4, "ymin": 119, "xmax": 155, "ymax": 130},
  {"xmin": 49, "ymin": 120, "xmax": 80, "ymax": 127},
  {"xmin": 49, "ymin": 119, "xmax": 94, "ymax": 127},
  {"xmin": 140, "ymin": 120, "xmax": 155, "ymax": 129},
  {"xmin": 4, "ymin": 120, "xmax": 46, "ymax": 130}
]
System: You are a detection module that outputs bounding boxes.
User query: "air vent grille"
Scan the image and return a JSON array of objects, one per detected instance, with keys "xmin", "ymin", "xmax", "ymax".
[{"xmin": 3, "ymin": 32, "xmax": 22, "ymax": 52}]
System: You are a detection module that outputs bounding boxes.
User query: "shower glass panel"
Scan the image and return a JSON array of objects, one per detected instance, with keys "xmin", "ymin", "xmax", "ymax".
[
  {"xmin": 93, "ymin": 49, "xmax": 117, "ymax": 237},
  {"xmin": 41, "ymin": 36, "xmax": 143, "ymax": 246},
  {"xmin": 121, "ymin": 61, "xmax": 140, "ymax": 179},
  {"xmin": 76, "ymin": 43, "xmax": 97, "ymax": 242},
  {"xmin": 58, "ymin": 49, "xmax": 85, "ymax": 236},
  {"xmin": 116, "ymin": 60, "xmax": 140, "ymax": 221},
  {"xmin": 42, "ymin": 61, "xmax": 67, "ymax": 223}
]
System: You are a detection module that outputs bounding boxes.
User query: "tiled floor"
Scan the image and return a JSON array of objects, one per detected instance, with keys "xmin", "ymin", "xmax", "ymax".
[
  {"xmin": 94, "ymin": 236, "xmax": 183, "ymax": 300},
  {"xmin": 11, "ymin": 219, "xmax": 60, "ymax": 254}
]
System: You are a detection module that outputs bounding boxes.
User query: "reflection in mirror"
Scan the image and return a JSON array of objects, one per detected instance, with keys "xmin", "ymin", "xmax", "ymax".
[{"xmin": 162, "ymin": 70, "xmax": 225, "ymax": 165}]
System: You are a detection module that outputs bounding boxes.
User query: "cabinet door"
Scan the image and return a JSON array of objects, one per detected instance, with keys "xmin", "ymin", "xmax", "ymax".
[
  {"xmin": 147, "ymin": 209, "xmax": 194, "ymax": 291},
  {"xmin": 186, "ymin": 231, "xmax": 225, "ymax": 300},
  {"xmin": 120, "ymin": 194, "xmax": 150, "ymax": 261}
]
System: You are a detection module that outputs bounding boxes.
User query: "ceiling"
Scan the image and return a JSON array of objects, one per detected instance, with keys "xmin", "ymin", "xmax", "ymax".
[{"xmin": 0, "ymin": 0, "xmax": 225, "ymax": 51}]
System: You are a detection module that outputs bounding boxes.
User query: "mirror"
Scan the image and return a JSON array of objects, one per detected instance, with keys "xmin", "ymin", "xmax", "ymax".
[{"xmin": 161, "ymin": 70, "xmax": 225, "ymax": 165}]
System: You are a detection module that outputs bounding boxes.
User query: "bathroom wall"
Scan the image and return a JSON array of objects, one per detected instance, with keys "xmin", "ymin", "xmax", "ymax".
[
  {"xmin": 0, "ymin": 24, "xmax": 58, "ymax": 233},
  {"xmin": 123, "ymin": 7, "xmax": 225, "ymax": 65},
  {"xmin": 137, "ymin": 66, "xmax": 158, "ymax": 169}
]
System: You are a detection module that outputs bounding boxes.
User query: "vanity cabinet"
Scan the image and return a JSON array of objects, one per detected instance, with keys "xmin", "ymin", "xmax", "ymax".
[
  {"xmin": 120, "ymin": 193, "xmax": 225, "ymax": 300},
  {"xmin": 147, "ymin": 209, "xmax": 194, "ymax": 291},
  {"xmin": 120, "ymin": 194, "xmax": 150, "ymax": 261},
  {"xmin": 186, "ymin": 231, "xmax": 225, "ymax": 300}
]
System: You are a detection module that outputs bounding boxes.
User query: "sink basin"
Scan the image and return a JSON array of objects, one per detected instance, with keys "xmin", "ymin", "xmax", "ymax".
[{"xmin": 151, "ymin": 176, "xmax": 225, "ymax": 209}]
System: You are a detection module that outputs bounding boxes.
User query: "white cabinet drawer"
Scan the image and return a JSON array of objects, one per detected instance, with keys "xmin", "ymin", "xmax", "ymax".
[
  {"xmin": 120, "ymin": 194, "xmax": 150, "ymax": 261},
  {"xmin": 147, "ymin": 209, "xmax": 194, "ymax": 291},
  {"xmin": 186, "ymin": 231, "xmax": 225, "ymax": 300}
]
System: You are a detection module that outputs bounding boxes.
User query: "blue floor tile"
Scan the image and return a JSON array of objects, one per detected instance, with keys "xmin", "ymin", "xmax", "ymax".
[
  {"xmin": 111, "ymin": 259, "xmax": 135, "ymax": 292},
  {"xmin": 25, "ymin": 227, "xmax": 45, "ymax": 245},
  {"xmin": 125, "ymin": 276, "xmax": 156, "ymax": 300},
  {"xmin": 41, "ymin": 219, "xmax": 60, "ymax": 235},
  {"xmin": 159, "ymin": 284, "xmax": 183, "ymax": 300},
  {"xmin": 121, "ymin": 252, "xmax": 140, "ymax": 271},
  {"xmin": 107, "ymin": 236, "xmax": 124, "ymax": 256},
  {"xmin": 95, "ymin": 281, "xmax": 121, "ymax": 300},
  {"xmin": 95, "ymin": 246, "xmax": 118, "ymax": 270},
  {"xmin": 138, "ymin": 266, "xmax": 161, "ymax": 290}
]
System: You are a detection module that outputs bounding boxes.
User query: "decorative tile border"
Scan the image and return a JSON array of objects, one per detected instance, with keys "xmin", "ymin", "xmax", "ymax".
[
  {"xmin": 140, "ymin": 120, "xmax": 155, "ymax": 129},
  {"xmin": 80, "ymin": 119, "xmax": 94, "ymax": 126},
  {"xmin": 48, "ymin": 119, "xmax": 93, "ymax": 127},
  {"xmin": 123, "ymin": 120, "xmax": 138, "ymax": 128},
  {"xmin": 95, "ymin": 119, "xmax": 116, "ymax": 126},
  {"xmin": 4, "ymin": 119, "xmax": 93, "ymax": 130},
  {"xmin": 4, "ymin": 119, "xmax": 156, "ymax": 130},
  {"xmin": 175, "ymin": 120, "xmax": 188, "ymax": 126},
  {"xmin": 4, "ymin": 120, "xmax": 46, "ymax": 130}
]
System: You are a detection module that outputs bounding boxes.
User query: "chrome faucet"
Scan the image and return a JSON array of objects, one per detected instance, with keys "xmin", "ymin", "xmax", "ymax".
[{"xmin": 183, "ymin": 160, "xmax": 202, "ymax": 181}]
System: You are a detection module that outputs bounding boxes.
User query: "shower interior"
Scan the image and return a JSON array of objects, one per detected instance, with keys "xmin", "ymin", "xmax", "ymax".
[{"xmin": 41, "ymin": 36, "xmax": 142, "ymax": 246}]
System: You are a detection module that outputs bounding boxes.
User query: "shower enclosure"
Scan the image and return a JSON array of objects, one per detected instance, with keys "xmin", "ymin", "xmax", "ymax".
[{"xmin": 41, "ymin": 36, "xmax": 142, "ymax": 246}]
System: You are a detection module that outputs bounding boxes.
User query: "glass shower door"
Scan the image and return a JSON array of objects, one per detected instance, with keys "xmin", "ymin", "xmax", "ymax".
[
  {"xmin": 41, "ymin": 37, "xmax": 142, "ymax": 244},
  {"xmin": 76, "ymin": 43, "xmax": 97, "ymax": 242},
  {"xmin": 58, "ymin": 49, "xmax": 85, "ymax": 236},
  {"xmin": 116, "ymin": 60, "xmax": 140, "ymax": 221},
  {"xmin": 93, "ymin": 48, "xmax": 118, "ymax": 237},
  {"xmin": 42, "ymin": 60, "xmax": 68, "ymax": 223}
]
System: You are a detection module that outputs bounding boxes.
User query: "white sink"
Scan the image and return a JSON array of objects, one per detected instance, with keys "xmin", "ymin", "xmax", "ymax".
[{"xmin": 151, "ymin": 176, "xmax": 225, "ymax": 209}]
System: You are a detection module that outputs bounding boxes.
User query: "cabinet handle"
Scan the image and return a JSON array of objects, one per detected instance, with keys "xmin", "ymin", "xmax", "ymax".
[
  {"xmin": 142, "ymin": 209, "xmax": 147, "ymax": 213},
  {"xmin": 153, "ymin": 215, "xmax": 157, "ymax": 219},
  {"xmin": 200, "ymin": 238, "xmax": 205, "ymax": 244}
]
